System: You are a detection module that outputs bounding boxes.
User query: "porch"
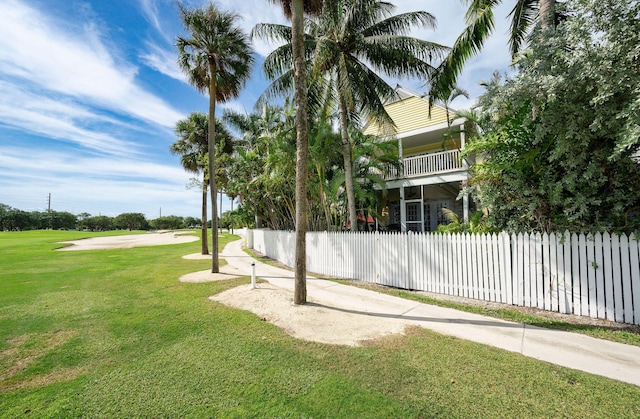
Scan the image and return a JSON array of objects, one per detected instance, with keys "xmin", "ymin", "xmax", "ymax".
[
  {"xmin": 385, "ymin": 149, "xmax": 465, "ymax": 180},
  {"xmin": 378, "ymin": 183, "xmax": 474, "ymax": 233}
]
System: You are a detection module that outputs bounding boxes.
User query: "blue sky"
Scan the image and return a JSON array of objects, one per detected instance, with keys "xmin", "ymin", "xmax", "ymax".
[{"xmin": 0, "ymin": 0, "xmax": 513, "ymax": 219}]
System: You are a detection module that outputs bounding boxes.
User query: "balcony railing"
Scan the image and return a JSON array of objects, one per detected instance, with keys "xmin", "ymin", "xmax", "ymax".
[{"xmin": 386, "ymin": 149, "xmax": 464, "ymax": 179}]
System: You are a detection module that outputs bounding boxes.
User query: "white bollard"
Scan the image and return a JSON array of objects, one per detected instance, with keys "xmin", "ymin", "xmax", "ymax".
[{"xmin": 251, "ymin": 262, "xmax": 256, "ymax": 289}]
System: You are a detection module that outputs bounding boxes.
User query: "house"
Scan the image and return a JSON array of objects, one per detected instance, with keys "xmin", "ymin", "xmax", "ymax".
[{"xmin": 364, "ymin": 86, "xmax": 473, "ymax": 232}]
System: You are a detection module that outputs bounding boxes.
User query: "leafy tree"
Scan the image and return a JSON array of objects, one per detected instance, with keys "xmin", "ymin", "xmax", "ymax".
[
  {"xmin": 184, "ymin": 216, "xmax": 200, "ymax": 228},
  {"xmin": 114, "ymin": 213, "xmax": 148, "ymax": 231},
  {"xmin": 220, "ymin": 207, "xmax": 254, "ymax": 229},
  {"xmin": 0, "ymin": 206, "xmax": 35, "ymax": 231},
  {"xmin": 177, "ymin": 3, "xmax": 254, "ymax": 273},
  {"xmin": 0, "ymin": 203, "xmax": 12, "ymax": 231},
  {"xmin": 464, "ymin": 0, "xmax": 640, "ymax": 233},
  {"xmin": 84, "ymin": 216, "xmax": 114, "ymax": 232},
  {"xmin": 150, "ymin": 216, "xmax": 185, "ymax": 230},
  {"xmin": 49, "ymin": 211, "xmax": 77, "ymax": 230}
]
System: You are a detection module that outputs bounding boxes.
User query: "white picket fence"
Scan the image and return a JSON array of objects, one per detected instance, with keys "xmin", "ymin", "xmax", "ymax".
[{"xmin": 248, "ymin": 229, "xmax": 640, "ymax": 325}]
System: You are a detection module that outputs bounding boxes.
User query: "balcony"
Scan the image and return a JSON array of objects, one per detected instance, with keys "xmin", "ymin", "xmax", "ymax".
[{"xmin": 385, "ymin": 149, "xmax": 464, "ymax": 180}]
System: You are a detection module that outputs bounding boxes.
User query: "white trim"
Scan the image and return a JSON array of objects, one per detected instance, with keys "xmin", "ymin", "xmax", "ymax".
[{"xmin": 386, "ymin": 171, "xmax": 468, "ymax": 189}]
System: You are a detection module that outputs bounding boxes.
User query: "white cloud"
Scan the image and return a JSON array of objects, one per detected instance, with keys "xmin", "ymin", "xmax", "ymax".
[
  {"xmin": 140, "ymin": 42, "xmax": 189, "ymax": 83},
  {"xmin": 0, "ymin": 0, "xmax": 183, "ymax": 129},
  {"xmin": 0, "ymin": 81, "xmax": 137, "ymax": 155},
  {"xmin": 0, "ymin": 146, "xmax": 187, "ymax": 183},
  {"xmin": 0, "ymin": 146, "xmax": 202, "ymax": 217},
  {"xmin": 139, "ymin": 0, "xmax": 164, "ymax": 34},
  {"xmin": 216, "ymin": 0, "xmax": 289, "ymax": 57}
]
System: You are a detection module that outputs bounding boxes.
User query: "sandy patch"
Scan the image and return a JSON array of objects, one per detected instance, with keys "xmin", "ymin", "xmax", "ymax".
[
  {"xmin": 57, "ymin": 232, "xmax": 198, "ymax": 251},
  {"xmin": 182, "ymin": 253, "xmax": 211, "ymax": 260},
  {"xmin": 209, "ymin": 284, "xmax": 408, "ymax": 346},
  {"xmin": 179, "ymin": 264, "xmax": 245, "ymax": 283}
]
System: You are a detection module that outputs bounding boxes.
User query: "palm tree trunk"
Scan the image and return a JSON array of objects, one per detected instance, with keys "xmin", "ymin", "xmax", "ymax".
[
  {"xmin": 320, "ymin": 184, "xmax": 333, "ymax": 231},
  {"xmin": 201, "ymin": 182, "xmax": 209, "ymax": 255},
  {"xmin": 292, "ymin": 0, "xmax": 308, "ymax": 304},
  {"xmin": 539, "ymin": 0, "xmax": 556, "ymax": 30},
  {"xmin": 313, "ymin": 162, "xmax": 333, "ymax": 231},
  {"xmin": 208, "ymin": 60, "xmax": 219, "ymax": 273},
  {"xmin": 339, "ymin": 96, "xmax": 358, "ymax": 232}
]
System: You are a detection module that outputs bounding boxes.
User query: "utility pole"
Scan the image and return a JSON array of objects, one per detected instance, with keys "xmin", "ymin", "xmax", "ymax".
[
  {"xmin": 160, "ymin": 207, "xmax": 162, "ymax": 218},
  {"xmin": 47, "ymin": 193, "xmax": 52, "ymax": 229}
]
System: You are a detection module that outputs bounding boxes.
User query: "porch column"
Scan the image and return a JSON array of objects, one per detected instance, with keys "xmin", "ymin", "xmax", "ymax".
[
  {"xmin": 400, "ymin": 186, "xmax": 407, "ymax": 232},
  {"xmin": 460, "ymin": 124, "xmax": 468, "ymax": 170},
  {"xmin": 460, "ymin": 124, "xmax": 469, "ymax": 223},
  {"xmin": 398, "ymin": 137, "xmax": 404, "ymax": 178},
  {"xmin": 463, "ymin": 193, "xmax": 469, "ymax": 224}
]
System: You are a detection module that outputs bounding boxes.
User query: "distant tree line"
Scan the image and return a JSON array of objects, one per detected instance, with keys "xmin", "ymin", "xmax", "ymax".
[{"xmin": 0, "ymin": 204, "xmax": 201, "ymax": 232}]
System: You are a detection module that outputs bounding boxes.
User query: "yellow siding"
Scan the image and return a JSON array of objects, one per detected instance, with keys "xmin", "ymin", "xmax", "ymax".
[
  {"xmin": 404, "ymin": 137, "xmax": 459, "ymax": 156},
  {"xmin": 364, "ymin": 96, "xmax": 448, "ymax": 136}
]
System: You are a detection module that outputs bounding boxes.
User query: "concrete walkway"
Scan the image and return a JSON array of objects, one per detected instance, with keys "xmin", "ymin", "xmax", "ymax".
[{"xmin": 221, "ymin": 238, "xmax": 640, "ymax": 387}]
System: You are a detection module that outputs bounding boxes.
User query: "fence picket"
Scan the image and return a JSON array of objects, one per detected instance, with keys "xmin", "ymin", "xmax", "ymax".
[
  {"xmin": 602, "ymin": 232, "xmax": 615, "ymax": 320},
  {"xmin": 611, "ymin": 234, "xmax": 624, "ymax": 323},
  {"xmin": 620, "ymin": 234, "xmax": 633, "ymax": 323},
  {"xmin": 472, "ymin": 234, "xmax": 480, "ymax": 299},
  {"xmin": 515, "ymin": 233, "xmax": 525, "ymax": 306},
  {"xmin": 491, "ymin": 233, "xmax": 500, "ymax": 302},
  {"xmin": 544, "ymin": 233, "xmax": 554, "ymax": 311},
  {"xmin": 558, "ymin": 231, "xmax": 573, "ymax": 313},
  {"xmin": 480, "ymin": 234, "xmax": 490, "ymax": 301},
  {"xmin": 534, "ymin": 233, "xmax": 544, "ymax": 309},
  {"xmin": 523, "ymin": 234, "xmax": 531, "ymax": 306},
  {"xmin": 586, "ymin": 234, "xmax": 598, "ymax": 318},
  {"xmin": 595, "ymin": 233, "xmax": 606, "ymax": 319},
  {"xmin": 630, "ymin": 237, "xmax": 640, "ymax": 325},
  {"xmin": 461, "ymin": 233, "xmax": 469, "ymax": 297},
  {"xmin": 450, "ymin": 233, "xmax": 458, "ymax": 296}
]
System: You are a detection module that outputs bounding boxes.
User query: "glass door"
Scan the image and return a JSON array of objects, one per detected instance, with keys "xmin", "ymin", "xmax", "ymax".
[{"xmin": 405, "ymin": 200, "xmax": 424, "ymax": 232}]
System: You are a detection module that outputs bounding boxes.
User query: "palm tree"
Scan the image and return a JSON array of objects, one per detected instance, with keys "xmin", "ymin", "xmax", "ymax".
[
  {"xmin": 431, "ymin": 0, "xmax": 557, "ymax": 103},
  {"xmin": 308, "ymin": 112, "xmax": 342, "ymax": 231},
  {"xmin": 265, "ymin": 0, "xmax": 326, "ymax": 304},
  {"xmin": 333, "ymin": 128, "xmax": 400, "ymax": 231},
  {"xmin": 177, "ymin": 3, "xmax": 254, "ymax": 273},
  {"xmin": 224, "ymin": 103, "xmax": 292, "ymax": 229},
  {"xmin": 255, "ymin": 0, "xmax": 446, "ymax": 232},
  {"xmin": 171, "ymin": 112, "xmax": 210, "ymax": 255}
]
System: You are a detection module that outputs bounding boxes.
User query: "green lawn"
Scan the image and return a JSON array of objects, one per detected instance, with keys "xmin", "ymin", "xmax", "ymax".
[{"xmin": 1, "ymin": 230, "xmax": 639, "ymax": 417}]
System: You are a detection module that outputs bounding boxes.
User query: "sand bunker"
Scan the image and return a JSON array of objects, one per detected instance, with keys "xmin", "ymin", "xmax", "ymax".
[{"xmin": 58, "ymin": 232, "xmax": 198, "ymax": 251}]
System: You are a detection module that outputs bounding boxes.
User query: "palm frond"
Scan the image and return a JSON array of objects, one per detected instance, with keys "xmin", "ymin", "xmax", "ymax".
[
  {"xmin": 363, "ymin": 11, "xmax": 437, "ymax": 37},
  {"xmin": 251, "ymin": 23, "xmax": 293, "ymax": 44},
  {"xmin": 509, "ymin": 0, "xmax": 539, "ymax": 57},
  {"xmin": 429, "ymin": 0, "xmax": 501, "ymax": 104}
]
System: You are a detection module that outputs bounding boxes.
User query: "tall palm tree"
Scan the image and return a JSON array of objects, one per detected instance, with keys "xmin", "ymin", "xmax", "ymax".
[
  {"xmin": 171, "ymin": 112, "xmax": 210, "ymax": 255},
  {"xmin": 177, "ymin": 3, "xmax": 254, "ymax": 273},
  {"xmin": 266, "ymin": 0, "xmax": 326, "ymax": 304},
  {"xmin": 255, "ymin": 0, "xmax": 446, "ymax": 232},
  {"xmin": 431, "ymin": 0, "xmax": 557, "ymax": 103}
]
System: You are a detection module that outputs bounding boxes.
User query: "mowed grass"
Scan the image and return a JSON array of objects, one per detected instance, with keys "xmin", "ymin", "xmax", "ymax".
[{"xmin": 1, "ymin": 231, "xmax": 639, "ymax": 417}]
